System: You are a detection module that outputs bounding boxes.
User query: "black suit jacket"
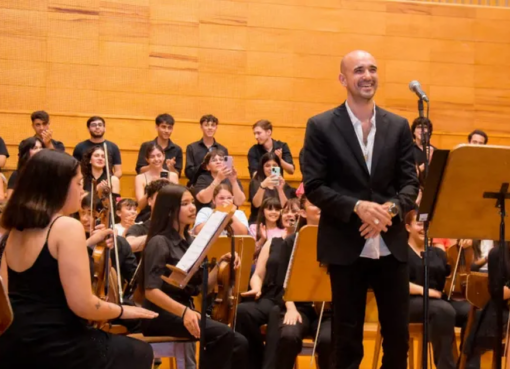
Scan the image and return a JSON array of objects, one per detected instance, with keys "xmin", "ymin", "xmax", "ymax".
[{"xmin": 303, "ymin": 103, "xmax": 419, "ymax": 266}]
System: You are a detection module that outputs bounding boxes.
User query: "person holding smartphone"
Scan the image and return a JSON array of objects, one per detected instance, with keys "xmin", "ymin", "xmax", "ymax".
[{"xmin": 249, "ymin": 152, "xmax": 296, "ymax": 224}]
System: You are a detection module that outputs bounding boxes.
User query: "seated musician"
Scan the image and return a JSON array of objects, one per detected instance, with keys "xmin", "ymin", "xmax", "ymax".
[
  {"xmin": 114, "ymin": 198, "xmax": 138, "ymax": 237},
  {"xmin": 235, "ymin": 199, "xmax": 301, "ymax": 369},
  {"xmin": 192, "ymin": 183, "xmax": 251, "ymax": 236},
  {"xmin": 0, "ymin": 150, "xmax": 157, "ymax": 369},
  {"xmin": 134, "ymin": 143, "xmax": 178, "ymax": 222},
  {"xmin": 139, "ymin": 185, "xmax": 248, "ymax": 369},
  {"xmin": 271, "ymin": 194, "xmax": 332, "ymax": 369},
  {"xmin": 81, "ymin": 145, "xmax": 120, "ymax": 197},
  {"xmin": 470, "ymin": 239, "xmax": 493, "ymax": 273},
  {"xmin": 248, "ymin": 152, "xmax": 296, "ymax": 224},
  {"xmin": 250, "ymin": 197, "xmax": 286, "ymax": 259},
  {"xmin": 125, "ymin": 179, "xmax": 172, "ymax": 254},
  {"xmin": 406, "ymin": 209, "xmax": 459, "ymax": 369}
]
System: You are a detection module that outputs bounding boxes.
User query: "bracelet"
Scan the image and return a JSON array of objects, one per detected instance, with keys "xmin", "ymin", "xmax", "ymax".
[
  {"xmin": 181, "ymin": 306, "xmax": 188, "ymax": 319},
  {"xmin": 260, "ymin": 185, "xmax": 267, "ymax": 190},
  {"xmin": 116, "ymin": 304, "xmax": 124, "ymax": 320}
]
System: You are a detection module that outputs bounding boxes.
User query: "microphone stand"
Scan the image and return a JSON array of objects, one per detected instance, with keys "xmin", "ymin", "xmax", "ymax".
[{"xmin": 418, "ymin": 97, "xmax": 431, "ymax": 369}]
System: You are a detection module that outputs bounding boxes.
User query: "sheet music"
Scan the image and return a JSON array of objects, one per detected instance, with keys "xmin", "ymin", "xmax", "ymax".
[{"xmin": 176, "ymin": 211, "xmax": 227, "ymax": 272}]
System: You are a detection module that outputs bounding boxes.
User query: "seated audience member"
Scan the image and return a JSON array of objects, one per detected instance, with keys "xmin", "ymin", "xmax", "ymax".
[
  {"xmin": 185, "ymin": 114, "xmax": 229, "ymax": 186},
  {"xmin": 0, "ymin": 136, "xmax": 8, "ymax": 170},
  {"xmin": 115, "ymin": 198, "xmax": 138, "ymax": 237},
  {"xmin": 193, "ymin": 184, "xmax": 250, "ymax": 236},
  {"xmin": 125, "ymin": 179, "xmax": 173, "ymax": 254},
  {"xmin": 468, "ymin": 130, "xmax": 488, "ymax": 145},
  {"xmin": 136, "ymin": 114, "xmax": 183, "ymax": 177},
  {"xmin": 81, "ymin": 146, "xmax": 120, "ymax": 197},
  {"xmin": 406, "ymin": 209, "xmax": 459, "ymax": 369},
  {"xmin": 411, "ymin": 117, "xmax": 435, "ymax": 175},
  {"xmin": 194, "ymin": 149, "xmax": 245, "ymax": 210},
  {"xmin": 249, "ymin": 197, "xmax": 285, "ymax": 258},
  {"xmin": 470, "ymin": 239, "xmax": 493, "ymax": 272},
  {"xmin": 249, "ymin": 152, "xmax": 295, "ymax": 224},
  {"xmin": 20, "ymin": 110, "xmax": 65, "ymax": 152},
  {"xmin": 73, "ymin": 116, "xmax": 122, "ymax": 178},
  {"xmin": 134, "ymin": 143, "xmax": 178, "ymax": 222},
  {"xmin": 7, "ymin": 137, "xmax": 44, "ymax": 199},
  {"xmin": 247, "ymin": 120, "xmax": 294, "ymax": 178},
  {"xmin": 235, "ymin": 198, "xmax": 302, "ymax": 369}
]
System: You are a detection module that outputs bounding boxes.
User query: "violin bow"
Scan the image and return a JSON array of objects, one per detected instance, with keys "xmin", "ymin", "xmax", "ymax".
[
  {"xmin": 447, "ymin": 240, "xmax": 463, "ymax": 300},
  {"xmin": 310, "ymin": 302, "xmax": 326, "ymax": 367},
  {"xmin": 90, "ymin": 181, "xmax": 94, "ymax": 236},
  {"xmin": 103, "ymin": 142, "xmax": 124, "ymax": 303}
]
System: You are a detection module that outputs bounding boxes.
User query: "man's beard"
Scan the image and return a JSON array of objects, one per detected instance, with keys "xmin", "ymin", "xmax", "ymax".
[{"xmin": 91, "ymin": 132, "xmax": 104, "ymax": 139}]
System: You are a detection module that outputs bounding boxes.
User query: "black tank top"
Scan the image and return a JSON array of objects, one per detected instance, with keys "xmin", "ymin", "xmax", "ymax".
[
  {"xmin": 0, "ymin": 217, "xmax": 109, "ymax": 368},
  {"xmin": 261, "ymin": 235, "xmax": 296, "ymax": 302}
]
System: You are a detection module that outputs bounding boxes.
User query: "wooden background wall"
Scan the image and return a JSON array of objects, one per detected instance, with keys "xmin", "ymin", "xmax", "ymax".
[{"xmin": 1, "ymin": 0, "xmax": 510, "ymax": 200}]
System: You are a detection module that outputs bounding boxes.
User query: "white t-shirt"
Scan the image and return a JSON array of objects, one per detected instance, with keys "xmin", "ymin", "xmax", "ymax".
[{"xmin": 193, "ymin": 207, "xmax": 252, "ymax": 236}]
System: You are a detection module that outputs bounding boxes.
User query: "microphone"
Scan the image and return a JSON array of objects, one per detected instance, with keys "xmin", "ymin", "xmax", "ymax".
[{"xmin": 409, "ymin": 80, "xmax": 429, "ymax": 102}]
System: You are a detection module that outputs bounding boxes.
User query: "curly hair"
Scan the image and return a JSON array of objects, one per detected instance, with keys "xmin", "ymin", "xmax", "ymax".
[{"xmin": 80, "ymin": 145, "xmax": 113, "ymax": 180}]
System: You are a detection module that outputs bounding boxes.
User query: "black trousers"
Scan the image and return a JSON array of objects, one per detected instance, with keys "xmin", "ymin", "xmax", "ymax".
[
  {"xmin": 142, "ymin": 310, "xmax": 247, "ymax": 369},
  {"xmin": 235, "ymin": 298, "xmax": 278, "ymax": 369},
  {"xmin": 329, "ymin": 255, "xmax": 409, "ymax": 369},
  {"xmin": 270, "ymin": 304, "xmax": 332, "ymax": 369},
  {"xmin": 410, "ymin": 297, "xmax": 456, "ymax": 369},
  {"xmin": 450, "ymin": 300, "xmax": 481, "ymax": 369}
]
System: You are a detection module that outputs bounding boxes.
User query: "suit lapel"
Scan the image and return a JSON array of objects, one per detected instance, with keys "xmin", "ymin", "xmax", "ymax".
[
  {"xmin": 371, "ymin": 106, "xmax": 388, "ymax": 177},
  {"xmin": 333, "ymin": 104, "xmax": 370, "ymax": 177}
]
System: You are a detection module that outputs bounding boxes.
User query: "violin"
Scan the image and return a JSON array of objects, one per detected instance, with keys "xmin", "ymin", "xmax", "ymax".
[
  {"xmin": 444, "ymin": 239, "xmax": 474, "ymax": 300},
  {"xmin": 211, "ymin": 224, "xmax": 239, "ymax": 328}
]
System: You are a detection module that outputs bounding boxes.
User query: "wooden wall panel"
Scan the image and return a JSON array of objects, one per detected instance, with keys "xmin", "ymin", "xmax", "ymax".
[{"xmin": 0, "ymin": 0, "xmax": 510, "ymax": 202}]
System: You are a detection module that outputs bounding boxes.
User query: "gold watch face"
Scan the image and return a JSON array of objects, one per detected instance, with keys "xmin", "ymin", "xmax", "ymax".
[{"xmin": 389, "ymin": 204, "xmax": 398, "ymax": 217}]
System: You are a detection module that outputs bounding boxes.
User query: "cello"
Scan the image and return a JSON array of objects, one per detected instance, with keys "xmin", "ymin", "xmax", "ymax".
[{"xmin": 444, "ymin": 239, "xmax": 474, "ymax": 300}]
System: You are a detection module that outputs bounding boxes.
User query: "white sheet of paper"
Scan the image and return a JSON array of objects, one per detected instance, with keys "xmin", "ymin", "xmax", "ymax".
[{"xmin": 176, "ymin": 211, "xmax": 227, "ymax": 272}]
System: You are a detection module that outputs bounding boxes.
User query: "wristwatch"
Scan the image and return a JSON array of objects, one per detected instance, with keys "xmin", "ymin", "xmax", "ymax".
[{"xmin": 387, "ymin": 202, "xmax": 399, "ymax": 218}]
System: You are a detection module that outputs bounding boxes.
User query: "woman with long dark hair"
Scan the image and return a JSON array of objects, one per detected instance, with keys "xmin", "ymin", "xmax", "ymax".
[
  {"xmin": 0, "ymin": 150, "xmax": 156, "ymax": 368},
  {"xmin": 81, "ymin": 145, "xmax": 120, "ymax": 195},
  {"xmin": 248, "ymin": 152, "xmax": 295, "ymax": 223},
  {"xmin": 6, "ymin": 136, "xmax": 44, "ymax": 199},
  {"xmin": 139, "ymin": 185, "xmax": 248, "ymax": 369}
]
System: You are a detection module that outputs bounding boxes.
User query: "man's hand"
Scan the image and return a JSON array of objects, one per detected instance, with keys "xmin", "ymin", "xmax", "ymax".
[
  {"xmin": 165, "ymin": 157, "xmax": 176, "ymax": 170},
  {"xmin": 41, "ymin": 129, "xmax": 53, "ymax": 147},
  {"xmin": 356, "ymin": 201, "xmax": 392, "ymax": 239},
  {"xmin": 274, "ymin": 148, "xmax": 283, "ymax": 159}
]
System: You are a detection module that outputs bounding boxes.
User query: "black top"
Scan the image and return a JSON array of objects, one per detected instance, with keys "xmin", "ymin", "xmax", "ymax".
[
  {"xmin": 142, "ymin": 230, "xmax": 202, "ymax": 311},
  {"xmin": 248, "ymin": 179, "xmax": 296, "ymax": 223},
  {"xmin": 408, "ymin": 246, "xmax": 450, "ymax": 292},
  {"xmin": 413, "ymin": 143, "xmax": 436, "ymax": 167},
  {"xmin": 19, "ymin": 137, "xmax": 65, "ymax": 152},
  {"xmin": 0, "ymin": 219, "xmax": 109, "ymax": 368},
  {"xmin": 261, "ymin": 234, "xmax": 296, "ymax": 303},
  {"xmin": 125, "ymin": 219, "xmax": 151, "ymax": 238},
  {"xmin": 73, "ymin": 139, "xmax": 122, "ymax": 165},
  {"xmin": 193, "ymin": 172, "xmax": 244, "ymax": 209},
  {"xmin": 135, "ymin": 138, "xmax": 183, "ymax": 177},
  {"xmin": 83, "ymin": 171, "xmax": 108, "ymax": 194},
  {"xmin": 0, "ymin": 137, "xmax": 9, "ymax": 158},
  {"xmin": 247, "ymin": 139, "xmax": 293, "ymax": 178},
  {"xmin": 7, "ymin": 170, "xmax": 18, "ymax": 190},
  {"xmin": 185, "ymin": 138, "xmax": 228, "ymax": 182}
]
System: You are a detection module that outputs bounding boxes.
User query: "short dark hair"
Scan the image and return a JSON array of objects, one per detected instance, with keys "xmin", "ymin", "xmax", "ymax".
[
  {"xmin": 201, "ymin": 148, "xmax": 226, "ymax": 169},
  {"xmin": 468, "ymin": 129, "xmax": 488, "ymax": 144},
  {"xmin": 86, "ymin": 116, "xmax": 105, "ymax": 128},
  {"xmin": 155, "ymin": 113, "xmax": 175, "ymax": 126},
  {"xmin": 200, "ymin": 114, "xmax": 218, "ymax": 125},
  {"xmin": 255, "ymin": 197, "xmax": 283, "ymax": 239},
  {"xmin": 31, "ymin": 110, "xmax": 49, "ymax": 124},
  {"xmin": 253, "ymin": 119, "xmax": 272, "ymax": 131},
  {"xmin": 116, "ymin": 198, "xmax": 138, "ymax": 212},
  {"xmin": 1, "ymin": 150, "xmax": 80, "ymax": 231},
  {"xmin": 145, "ymin": 179, "xmax": 173, "ymax": 199},
  {"xmin": 411, "ymin": 117, "xmax": 433, "ymax": 139},
  {"xmin": 18, "ymin": 137, "xmax": 45, "ymax": 171}
]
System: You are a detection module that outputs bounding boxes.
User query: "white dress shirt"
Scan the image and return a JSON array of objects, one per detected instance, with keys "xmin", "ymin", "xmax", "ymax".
[{"xmin": 345, "ymin": 101, "xmax": 391, "ymax": 259}]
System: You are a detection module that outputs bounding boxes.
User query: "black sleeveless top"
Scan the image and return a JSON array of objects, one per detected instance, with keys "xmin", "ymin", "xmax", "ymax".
[
  {"xmin": 0, "ymin": 218, "xmax": 110, "ymax": 368},
  {"xmin": 261, "ymin": 235, "xmax": 295, "ymax": 302}
]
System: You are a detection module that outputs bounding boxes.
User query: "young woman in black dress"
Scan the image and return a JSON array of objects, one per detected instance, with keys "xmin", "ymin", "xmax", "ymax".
[
  {"xmin": 0, "ymin": 150, "xmax": 157, "ymax": 369},
  {"xmin": 139, "ymin": 184, "xmax": 248, "ymax": 369}
]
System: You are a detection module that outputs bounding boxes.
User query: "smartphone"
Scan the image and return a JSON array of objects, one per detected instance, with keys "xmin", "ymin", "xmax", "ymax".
[
  {"xmin": 224, "ymin": 156, "xmax": 233, "ymax": 170},
  {"xmin": 271, "ymin": 167, "xmax": 281, "ymax": 177},
  {"xmin": 160, "ymin": 171, "xmax": 169, "ymax": 178}
]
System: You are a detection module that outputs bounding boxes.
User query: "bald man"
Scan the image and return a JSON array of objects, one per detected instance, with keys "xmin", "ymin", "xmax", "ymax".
[{"xmin": 303, "ymin": 50, "xmax": 418, "ymax": 369}]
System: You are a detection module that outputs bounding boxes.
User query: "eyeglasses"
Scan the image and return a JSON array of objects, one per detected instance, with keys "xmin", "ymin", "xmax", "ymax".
[{"xmin": 90, "ymin": 123, "xmax": 104, "ymax": 128}]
